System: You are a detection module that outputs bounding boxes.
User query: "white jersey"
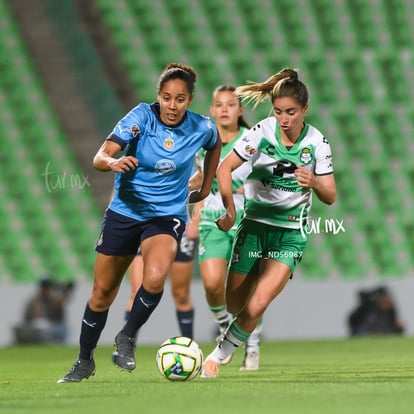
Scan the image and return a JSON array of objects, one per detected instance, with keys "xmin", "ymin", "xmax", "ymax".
[
  {"xmin": 197, "ymin": 127, "xmax": 251, "ymax": 229},
  {"xmin": 234, "ymin": 117, "xmax": 333, "ymax": 229}
]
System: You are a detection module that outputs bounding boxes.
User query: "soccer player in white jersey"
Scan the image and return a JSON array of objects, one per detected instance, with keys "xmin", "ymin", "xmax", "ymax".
[
  {"xmin": 191, "ymin": 85, "xmax": 262, "ymax": 370},
  {"xmin": 201, "ymin": 68, "xmax": 336, "ymax": 378},
  {"xmin": 57, "ymin": 63, "xmax": 221, "ymax": 383}
]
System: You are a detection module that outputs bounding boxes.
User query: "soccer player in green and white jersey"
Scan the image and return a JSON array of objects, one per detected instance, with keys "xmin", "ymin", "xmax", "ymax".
[
  {"xmin": 201, "ymin": 68, "xmax": 336, "ymax": 378},
  {"xmin": 191, "ymin": 85, "xmax": 262, "ymax": 370}
]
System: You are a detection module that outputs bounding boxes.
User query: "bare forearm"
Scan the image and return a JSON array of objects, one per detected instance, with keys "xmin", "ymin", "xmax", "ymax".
[
  {"xmin": 198, "ymin": 140, "xmax": 221, "ymax": 198},
  {"xmin": 217, "ymin": 170, "xmax": 235, "ymax": 214},
  {"xmin": 295, "ymin": 166, "xmax": 336, "ymax": 205},
  {"xmin": 93, "ymin": 143, "xmax": 138, "ymax": 173},
  {"xmin": 313, "ymin": 181, "xmax": 336, "ymax": 205},
  {"xmin": 93, "ymin": 151, "xmax": 116, "ymax": 171}
]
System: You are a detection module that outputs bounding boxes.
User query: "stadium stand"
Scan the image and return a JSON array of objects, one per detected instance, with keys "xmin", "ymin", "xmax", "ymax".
[
  {"xmin": 0, "ymin": 0, "xmax": 102, "ymax": 281},
  {"xmin": 1, "ymin": 0, "xmax": 414, "ymax": 282}
]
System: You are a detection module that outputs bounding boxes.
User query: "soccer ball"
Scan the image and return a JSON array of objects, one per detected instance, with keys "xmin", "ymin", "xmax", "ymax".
[{"xmin": 156, "ymin": 336, "xmax": 203, "ymax": 381}]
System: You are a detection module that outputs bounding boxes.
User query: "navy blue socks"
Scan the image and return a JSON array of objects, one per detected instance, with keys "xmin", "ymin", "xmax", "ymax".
[
  {"xmin": 122, "ymin": 286, "xmax": 163, "ymax": 339},
  {"xmin": 79, "ymin": 303, "xmax": 108, "ymax": 360}
]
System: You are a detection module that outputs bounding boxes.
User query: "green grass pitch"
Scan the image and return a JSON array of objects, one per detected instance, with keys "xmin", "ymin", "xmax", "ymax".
[{"xmin": 0, "ymin": 336, "xmax": 413, "ymax": 414}]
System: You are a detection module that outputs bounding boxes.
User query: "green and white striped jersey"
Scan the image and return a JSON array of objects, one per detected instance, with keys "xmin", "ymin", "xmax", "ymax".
[
  {"xmin": 234, "ymin": 117, "xmax": 333, "ymax": 229},
  {"xmin": 197, "ymin": 127, "xmax": 251, "ymax": 229}
]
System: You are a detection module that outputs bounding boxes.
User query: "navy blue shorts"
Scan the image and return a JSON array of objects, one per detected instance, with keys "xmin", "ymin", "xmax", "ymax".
[
  {"xmin": 95, "ymin": 209, "xmax": 186, "ymax": 256},
  {"xmin": 136, "ymin": 235, "xmax": 197, "ymax": 262},
  {"xmin": 175, "ymin": 236, "xmax": 198, "ymax": 262}
]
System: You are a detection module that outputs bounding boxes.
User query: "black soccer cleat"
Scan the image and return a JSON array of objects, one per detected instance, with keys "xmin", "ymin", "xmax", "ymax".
[
  {"xmin": 113, "ymin": 331, "xmax": 136, "ymax": 371},
  {"xmin": 57, "ymin": 358, "xmax": 96, "ymax": 383}
]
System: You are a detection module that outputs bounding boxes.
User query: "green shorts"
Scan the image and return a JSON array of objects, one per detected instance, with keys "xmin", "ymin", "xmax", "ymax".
[
  {"xmin": 229, "ymin": 218, "xmax": 308, "ymax": 275},
  {"xmin": 198, "ymin": 225, "xmax": 237, "ymax": 262}
]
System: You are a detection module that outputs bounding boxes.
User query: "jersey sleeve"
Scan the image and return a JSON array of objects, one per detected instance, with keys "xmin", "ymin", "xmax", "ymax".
[
  {"xmin": 201, "ymin": 117, "xmax": 219, "ymax": 150},
  {"xmin": 107, "ymin": 104, "xmax": 146, "ymax": 150},
  {"xmin": 233, "ymin": 124, "xmax": 261, "ymax": 161},
  {"xmin": 314, "ymin": 136, "xmax": 334, "ymax": 176}
]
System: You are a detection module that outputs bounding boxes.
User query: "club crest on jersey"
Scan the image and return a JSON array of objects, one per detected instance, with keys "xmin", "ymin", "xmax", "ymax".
[
  {"xmin": 300, "ymin": 147, "xmax": 312, "ymax": 164},
  {"xmin": 164, "ymin": 137, "xmax": 174, "ymax": 150},
  {"xmin": 130, "ymin": 124, "xmax": 140, "ymax": 137}
]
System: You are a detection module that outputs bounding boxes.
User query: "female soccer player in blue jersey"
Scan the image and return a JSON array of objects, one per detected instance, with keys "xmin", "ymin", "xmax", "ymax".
[
  {"xmin": 58, "ymin": 63, "xmax": 221, "ymax": 383},
  {"xmin": 201, "ymin": 68, "xmax": 336, "ymax": 378}
]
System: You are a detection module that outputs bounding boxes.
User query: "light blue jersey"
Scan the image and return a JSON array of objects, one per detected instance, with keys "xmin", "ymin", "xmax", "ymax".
[{"xmin": 107, "ymin": 103, "xmax": 218, "ymax": 222}]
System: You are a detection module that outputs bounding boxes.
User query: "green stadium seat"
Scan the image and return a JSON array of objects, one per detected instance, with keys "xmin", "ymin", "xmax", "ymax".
[
  {"xmin": 387, "ymin": 0, "xmax": 413, "ymax": 47},
  {"xmin": 311, "ymin": 0, "xmax": 360, "ymax": 50},
  {"xmin": 0, "ymin": 0, "xmax": 102, "ymax": 283},
  {"xmin": 346, "ymin": 0, "xmax": 390, "ymax": 49}
]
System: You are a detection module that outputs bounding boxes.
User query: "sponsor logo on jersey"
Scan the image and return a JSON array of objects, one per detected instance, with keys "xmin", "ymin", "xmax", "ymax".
[
  {"xmin": 300, "ymin": 147, "xmax": 312, "ymax": 164},
  {"xmin": 131, "ymin": 124, "xmax": 140, "ymax": 137},
  {"xmin": 245, "ymin": 144, "xmax": 256, "ymax": 156},
  {"xmin": 155, "ymin": 159, "xmax": 176, "ymax": 175}
]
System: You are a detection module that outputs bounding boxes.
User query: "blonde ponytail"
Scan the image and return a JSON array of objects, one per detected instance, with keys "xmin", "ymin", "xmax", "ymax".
[{"xmin": 235, "ymin": 68, "xmax": 307, "ymax": 109}]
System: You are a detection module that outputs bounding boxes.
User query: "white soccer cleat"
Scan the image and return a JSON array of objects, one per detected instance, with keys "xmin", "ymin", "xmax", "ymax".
[
  {"xmin": 239, "ymin": 350, "xmax": 260, "ymax": 371},
  {"xmin": 220, "ymin": 352, "xmax": 233, "ymax": 365}
]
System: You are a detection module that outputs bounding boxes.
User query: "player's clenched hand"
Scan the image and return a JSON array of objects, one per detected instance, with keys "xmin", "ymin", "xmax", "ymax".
[
  {"xmin": 109, "ymin": 156, "xmax": 138, "ymax": 173},
  {"xmin": 295, "ymin": 165, "xmax": 315, "ymax": 188},
  {"xmin": 215, "ymin": 211, "xmax": 235, "ymax": 232},
  {"xmin": 188, "ymin": 189, "xmax": 212, "ymax": 204}
]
